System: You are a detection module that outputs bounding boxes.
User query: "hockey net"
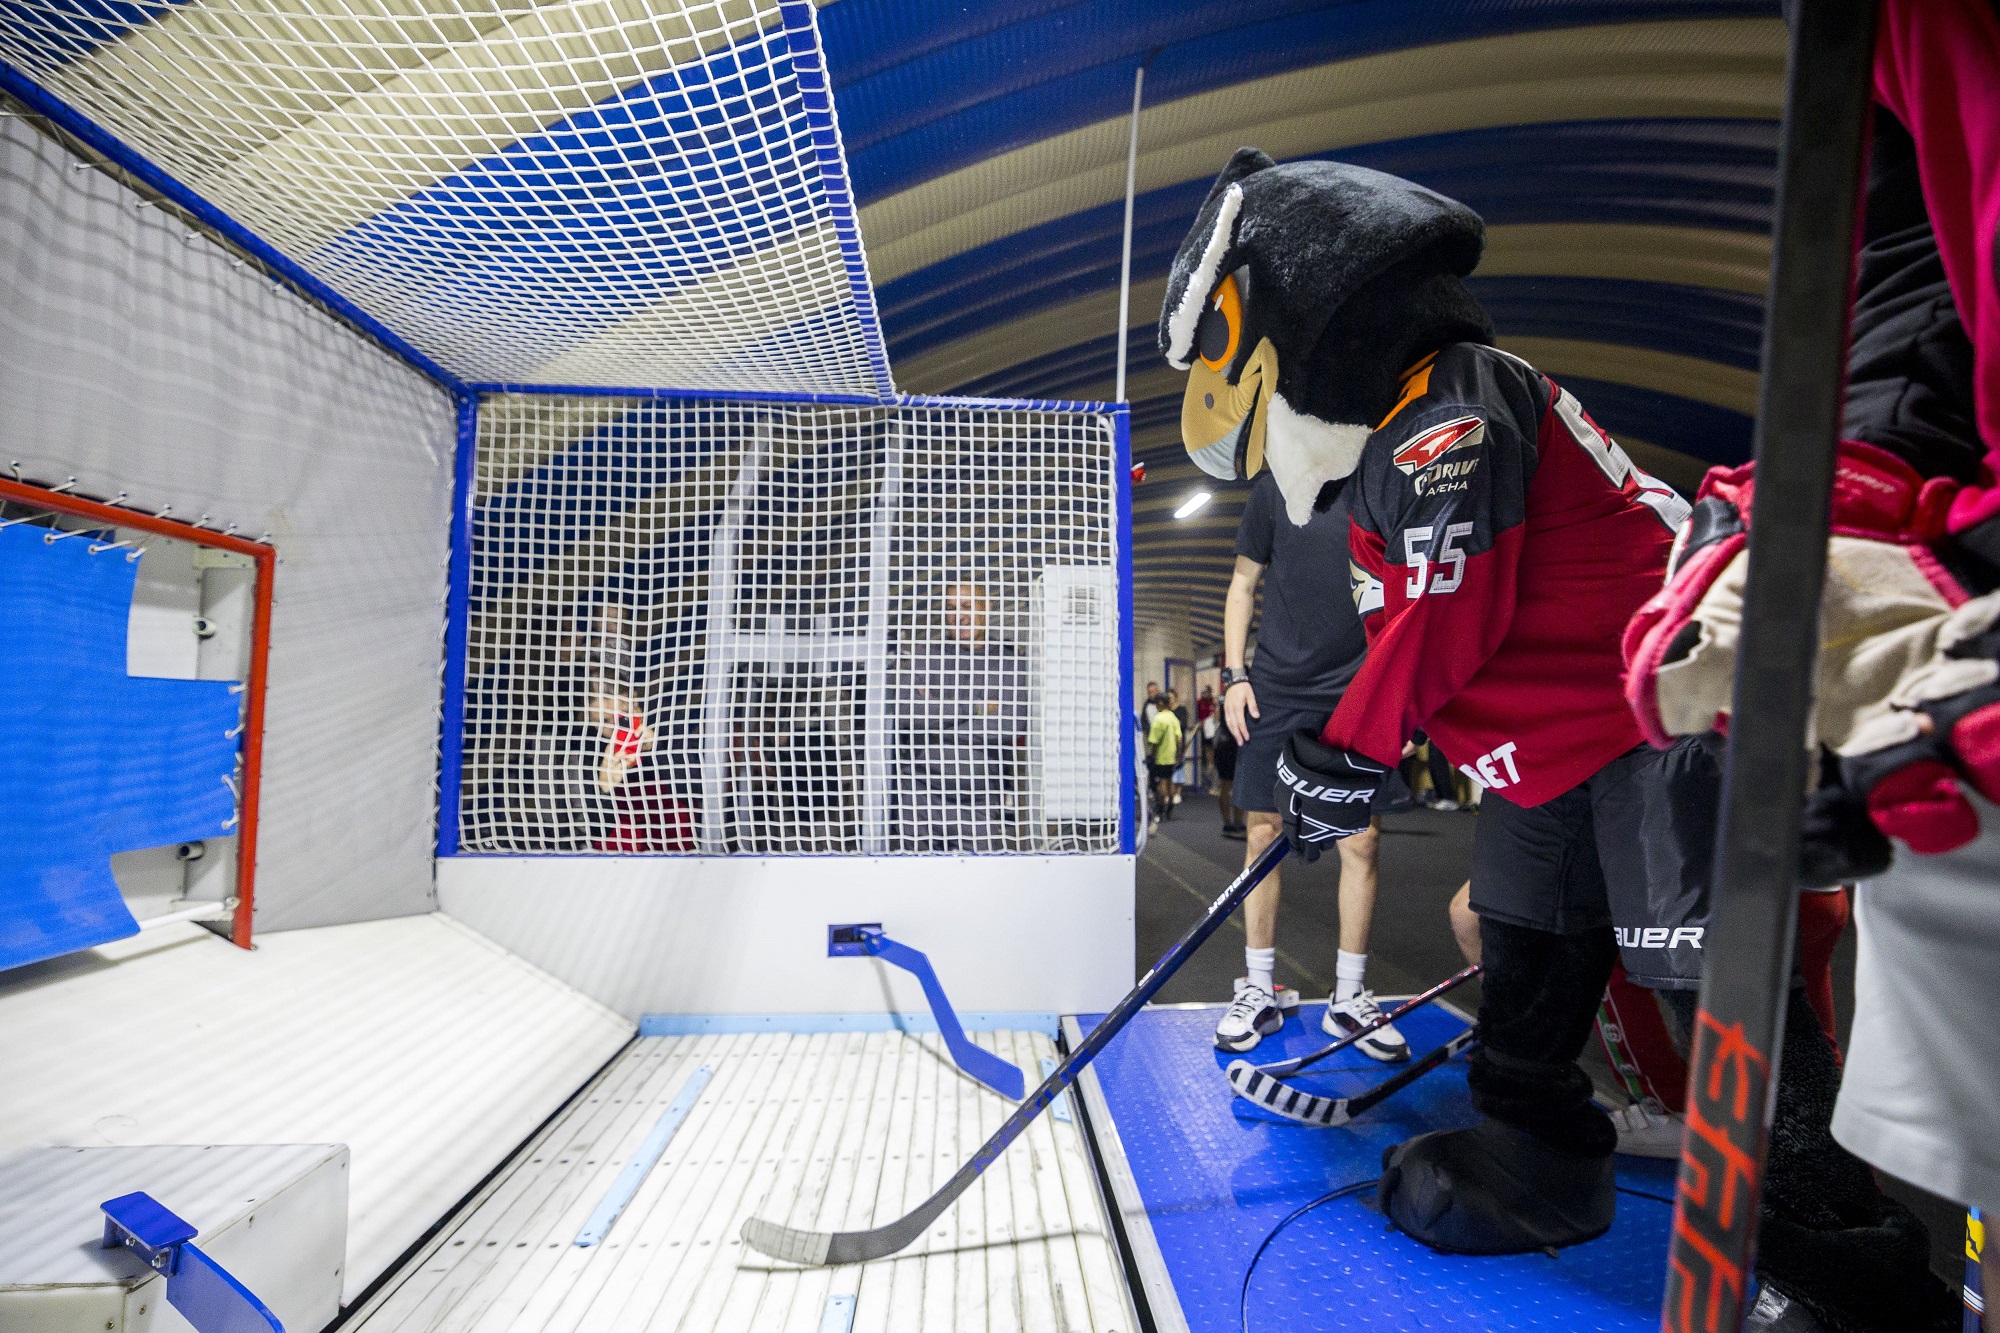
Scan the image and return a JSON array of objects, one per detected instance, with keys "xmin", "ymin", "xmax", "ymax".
[
  {"xmin": 0, "ymin": 0, "xmax": 888, "ymax": 395},
  {"xmin": 457, "ymin": 395, "xmax": 1123, "ymax": 856}
]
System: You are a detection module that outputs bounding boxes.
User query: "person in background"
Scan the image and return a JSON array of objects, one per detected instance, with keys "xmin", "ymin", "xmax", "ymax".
[
  {"xmin": 1213, "ymin": 713, "xmax": 1243, "ymax": 837},
  {"xmin": 1141, "ymin": 681, "xmax": 1160, "ymax": 728},
  {"xmin": 893, "ymin": 581, "xmax": 1026, "ymax": 852},
  {"xmin": 1216, "ymin": 469, "xmax": 1411, "ymax": 1058},
  {"xmin": 1146, "ymin": 695, "xmax": 1182, "ymax": 833}
]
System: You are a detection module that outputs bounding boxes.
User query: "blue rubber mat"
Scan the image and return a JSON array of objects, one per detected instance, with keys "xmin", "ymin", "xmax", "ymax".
[{"xmin": 1078, "ymin": 1003, "xmax": 1678, "ymax": 1333}]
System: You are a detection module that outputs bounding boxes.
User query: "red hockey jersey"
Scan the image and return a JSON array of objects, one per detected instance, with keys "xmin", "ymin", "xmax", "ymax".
[{"xmin": 1320, "ymin": 343, "xmax": 1687, "ymax": 807}]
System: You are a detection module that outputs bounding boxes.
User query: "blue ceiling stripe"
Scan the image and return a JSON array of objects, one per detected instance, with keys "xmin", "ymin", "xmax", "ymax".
[
  {"xmin": 310, "ymin": 31, "xmax": 821, "ymax": 326},
  {"xmin": 1471, "ymin": 277, "xmax": 1766, "ymax": 371},
  {"xmin": 0, "ymin": 0, "xmax": 185, "ymax": 65},
  {"xmin": 822, "ymin": 0, "xmax": 1778, "ymax": 203},
  {"xmin": 878, "ymin": 120, "xmax": 1777, "ymax": 362},
  {"xmin": 1552, "ymin": 375, "xmax": 1752, "ymax": 466}
]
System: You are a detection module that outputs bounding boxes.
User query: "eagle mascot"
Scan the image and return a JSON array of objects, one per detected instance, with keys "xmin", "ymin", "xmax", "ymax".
[{"xmin": 1161, "ymin": 148, "xmax": 1958, "ymax": 1333}]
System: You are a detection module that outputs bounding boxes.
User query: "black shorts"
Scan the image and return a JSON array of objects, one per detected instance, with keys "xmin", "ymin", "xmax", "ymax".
[
  {"xmin": 1149, "ymin": 761, "xmax": 1178, "ymax": 782},
  {"xmin": 1235, "ymin": 702, "xmax": 1412, "ymax": 815},
  {"xmin": 1214, "ymin": 740, "xmax": 1238, "ymax": 781},
  {"xmin": 1469, "ymin": 737, "xmax": 1718, "ymax": 990}
]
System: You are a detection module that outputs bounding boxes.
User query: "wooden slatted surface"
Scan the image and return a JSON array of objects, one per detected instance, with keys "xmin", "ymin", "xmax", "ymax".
[{"xmin": 350, "ymin": 1030, "xmax": 1135, "ymax": 1333}]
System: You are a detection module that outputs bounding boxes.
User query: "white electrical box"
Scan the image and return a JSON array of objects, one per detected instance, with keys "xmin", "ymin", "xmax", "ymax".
[
  {"xmin": 1032, "ymin": 564, "xmax": 1121, "ymax": 826},
  {"xmin": 0, "ymin": 1144, "xmax": 348, "ymax": 1333}
]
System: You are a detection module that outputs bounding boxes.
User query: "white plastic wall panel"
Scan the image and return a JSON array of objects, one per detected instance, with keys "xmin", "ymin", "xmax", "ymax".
[
  {"xmin": 0, "ymin": 116, "xmax": 458, "ymax": 930},
  {"xmin": 0, "ymin": 913, "xmax": 634, "ymax": 1302},
  {"xmin": 347, "ymin": 1031, "xmax": 1136, "ymax": 1333},
  {"xmin": 0, "ymin": 1143, "xmax": 348, "ymax": 1333},
  {"xmin": 437, "ymin": 855, "xmax": 1136, "ymax": 1019}
]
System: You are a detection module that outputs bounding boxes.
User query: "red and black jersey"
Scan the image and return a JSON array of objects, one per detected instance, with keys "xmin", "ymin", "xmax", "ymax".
[{"xmin": 1321, "ymin": 342, "xmax": 1687, "ymax": 807}]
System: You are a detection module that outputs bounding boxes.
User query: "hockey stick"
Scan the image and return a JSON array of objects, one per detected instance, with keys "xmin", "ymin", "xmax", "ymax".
[
  {"xmin": 1225, "ymin": 1028, "xmax": 1479, "ymax": 1128},
  {"xmin": 1664, "ymin": 7, "xmax": 1878, "ymax": 1333},
  {"xmin": 741, "ymin": 835, "xmax": 1292, "ymax": 1265},
  {"xmin": 1243, "ymin": 965, "xmax": 1481, "ymax": 1080}
]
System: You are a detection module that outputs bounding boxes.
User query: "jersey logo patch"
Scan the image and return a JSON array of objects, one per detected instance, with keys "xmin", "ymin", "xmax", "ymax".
[{"xmin": 1393, "ymin": 415, "xmax": 1485, "ymax": 475}]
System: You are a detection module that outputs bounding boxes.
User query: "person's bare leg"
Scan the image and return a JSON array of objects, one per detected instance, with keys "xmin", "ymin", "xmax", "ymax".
[
  {"xmin": 1218, "ymin": 779, "xmax": 1235, "ymax": 825},
  {"xmin": 1243, "ymin": 811, "xmax": 1284, "ymax": 949},
  {"xmin": 1335, "ymin": 819, "xmax": 1380, "ymax": 955},
  {"xmin": 1449, "ymin": 881, "xmax": 1480, "ymax": 965}
]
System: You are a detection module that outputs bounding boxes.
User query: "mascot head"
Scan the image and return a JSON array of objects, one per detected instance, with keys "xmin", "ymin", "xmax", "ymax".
[{"xmin": 1159, "ymin": 149, "xmax": 1493, "ymax": 523}]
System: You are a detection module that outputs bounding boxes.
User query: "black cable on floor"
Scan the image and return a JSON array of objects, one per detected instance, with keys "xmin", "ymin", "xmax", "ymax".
[{"xmin": 1238, "ymin": 1177, "xmax": 1380, "ymax": 1333}]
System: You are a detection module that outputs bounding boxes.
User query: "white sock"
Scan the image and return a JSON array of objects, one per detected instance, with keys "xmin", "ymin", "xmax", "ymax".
[
  {"xmin": 1244, "ymin": 947, "xmax": 1275, "ymax": 995},
  {"xmin": 1336, "ymin": 949, "xmax": 1368, "ymax": 1002}
]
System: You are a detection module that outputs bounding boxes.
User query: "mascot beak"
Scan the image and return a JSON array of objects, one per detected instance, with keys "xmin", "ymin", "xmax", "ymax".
[{"xmin": 1180, "ymin": 270, "xmax": 1277, "ymax": 480}]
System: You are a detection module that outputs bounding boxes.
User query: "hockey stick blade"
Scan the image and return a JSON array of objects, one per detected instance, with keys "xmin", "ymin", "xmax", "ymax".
[
  {"xmin": 1247, "ymin": 965, "xmax": 1481, "ymax": 1081},
  {"xmin": 739, "ymin": 836, "xmax": 1293, "ymax": 1266},
  {"xmin": 1225, "ymin": 1028, "xmax": 1479, "ymax": 1128}
]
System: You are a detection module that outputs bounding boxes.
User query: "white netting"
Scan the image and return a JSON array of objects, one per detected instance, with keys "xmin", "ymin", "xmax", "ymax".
[
  {"xmin": 0, "ymin": 0, "xmax": 889, "ymax": 393},
  {"xmin": 459, "ymin": 395, "xmax": 1122, "ymax": 855}
]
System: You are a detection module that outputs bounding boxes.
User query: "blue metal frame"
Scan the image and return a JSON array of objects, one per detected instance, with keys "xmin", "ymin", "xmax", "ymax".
[
  {"xmin": 1115, "ymin": 406, "xmax": 1137, "ymax": 855},
  {"xmin": 780, "ymin": 0, "xmax": 896, "ymax": 398},
  {"xmin": 468, "ymin": 381, "xmax": 1114, "ymax": 414},
  {"xmin": 0, "ymin": 60, "xmax": 467, "ymax": 397},
  {"xmin": 435, "ymin": 394, "xmax": 479, "ymax": 857}
]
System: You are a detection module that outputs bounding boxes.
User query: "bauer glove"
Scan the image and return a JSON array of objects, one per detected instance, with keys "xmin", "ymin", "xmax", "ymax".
[
  {"xmin": 1623, "ymin": 440, "xmax": 2000, "ymax": 858},
  {"xmin": 1277, "ymin": 730, "xmax": 1385, "ymax": 863}
]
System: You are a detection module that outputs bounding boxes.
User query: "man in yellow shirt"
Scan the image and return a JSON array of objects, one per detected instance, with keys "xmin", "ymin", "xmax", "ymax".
[{"xmin": 1146, "ymin": 698, "xmax": 1183, "ymax": 832}]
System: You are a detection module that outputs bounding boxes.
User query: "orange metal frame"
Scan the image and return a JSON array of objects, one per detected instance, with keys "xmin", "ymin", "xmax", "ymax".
[{"xmin": 0, "ymin": 476, "xmax": 275, "ymax": 949}]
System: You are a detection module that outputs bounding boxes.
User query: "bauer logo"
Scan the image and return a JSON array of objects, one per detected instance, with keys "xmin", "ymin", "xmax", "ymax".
[
  {"xmin": 1393, "ymin": 415, "xmax": 1485, "ymax": 475},
  {"xmin": 1616, "ymin": 926, "xmax": 1705, "ymax": 950}
]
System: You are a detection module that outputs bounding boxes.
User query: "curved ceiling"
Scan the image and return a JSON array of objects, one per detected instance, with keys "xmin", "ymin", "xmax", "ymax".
[{"xmin": 821, "ymin": 0, "xmax": 1784, "ymax": 649}]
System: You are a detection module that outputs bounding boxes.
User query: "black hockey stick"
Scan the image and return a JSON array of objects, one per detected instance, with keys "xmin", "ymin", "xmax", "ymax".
[
  {"xmin": 741, "ymin": 835, "xmax": 1292, "ymax": 1265},
  {"xmin": 1664, "ymin": 6, "xmax": 1879, "ymax": 1332},
  {"xmin": 1225, "ymin": 1028, "xmax": 1479, "ymax": 1128},
  {"xmin": 1242, "ymin": 965, "xmax": 1481, "ymax": 1080}
]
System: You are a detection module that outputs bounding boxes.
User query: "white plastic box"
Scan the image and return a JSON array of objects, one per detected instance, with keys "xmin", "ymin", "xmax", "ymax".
[{"xmin": 0, "ymin": 1143, "xmax": 348, "ymax": 1332}]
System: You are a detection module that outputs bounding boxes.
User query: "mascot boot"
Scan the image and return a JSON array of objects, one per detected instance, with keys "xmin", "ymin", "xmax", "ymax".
[{"xmin": 1379, "ymin": 918, "xmax": 1620, "ymax": 1254}]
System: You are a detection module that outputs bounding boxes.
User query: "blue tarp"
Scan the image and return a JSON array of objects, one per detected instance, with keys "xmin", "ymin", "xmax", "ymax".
[{"xmin": 0, "ymin": 523, "xmax": 240, "ymax": 970}]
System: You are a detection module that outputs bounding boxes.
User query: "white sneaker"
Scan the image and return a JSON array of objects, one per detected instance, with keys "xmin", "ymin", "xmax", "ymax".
[
  {"xmin": 1607, "ymin": 1101, "xmax": 1685, "ymax": 1159},
  {"xmin": 1215, "ymin": 980, "xmax": 1290, "ymax": 1052},
  {"xmin": 1321, "ymin": 991, "xmax": 1411, "ymax": 1062}
]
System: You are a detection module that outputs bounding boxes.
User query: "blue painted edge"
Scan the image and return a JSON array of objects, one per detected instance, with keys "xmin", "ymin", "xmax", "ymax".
[
  {"xmin": 780, "ymin": 0, "xmax": 896, "ymax": 398},
  {"xmin": 466, "ymin": 381, "xmax": 1118, "ymax": 414},
  {"xmin": 574, "ymin": 1063, "xmax": 713, "ymax": 1247},
  {"xmin": 436, "ymin": 393, "xmax": 478, "ymax": 858},
  {"xmin": 638, "ymin": 1011, "xmax": 1059, "ymax": 1036},
  {"xmin": 0, "ymin": 60, "xmax": 467, "ymax": 397},
  {"xmin": 1114, "ymin": 405, "xmax": 1137, "ymax": 855}
]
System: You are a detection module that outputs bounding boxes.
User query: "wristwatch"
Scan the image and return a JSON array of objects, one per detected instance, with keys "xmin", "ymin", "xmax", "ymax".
[{"xmin": 1220, "ymin": 666, "xmax": 1249, "ymax": 690}]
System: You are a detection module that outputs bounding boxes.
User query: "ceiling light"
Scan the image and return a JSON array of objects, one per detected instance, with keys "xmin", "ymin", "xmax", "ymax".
[{"xmin": 1174, "ymin": 490, "xmax": 1212, "ymax": 520}]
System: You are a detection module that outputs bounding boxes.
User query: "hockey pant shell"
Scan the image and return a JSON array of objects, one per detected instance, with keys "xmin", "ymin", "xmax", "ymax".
[{"xmin": 1595, "ymin": 886, "xmax": 1852, "ymax": 1114}]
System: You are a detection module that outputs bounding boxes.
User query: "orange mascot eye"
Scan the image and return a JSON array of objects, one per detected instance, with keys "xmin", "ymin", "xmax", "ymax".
[{"xmin": 1196, "ymin": 273, "xmax": 1242, "ymax": 372}]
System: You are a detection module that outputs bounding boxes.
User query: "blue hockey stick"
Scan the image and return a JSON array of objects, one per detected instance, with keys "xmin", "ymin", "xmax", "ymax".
[{"xmin": 743, "ymin": 835, "xmax": 1292, "ymax": 1265}]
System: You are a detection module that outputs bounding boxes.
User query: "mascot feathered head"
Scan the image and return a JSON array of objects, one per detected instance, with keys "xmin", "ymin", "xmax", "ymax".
[{"xmin": 1159, "ymin": 149, "xmax": 1493, "ymax": 523}]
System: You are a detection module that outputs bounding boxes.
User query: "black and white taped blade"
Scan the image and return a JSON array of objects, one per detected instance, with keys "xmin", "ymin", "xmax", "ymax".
[
  {"xmin": 738, "ymin": 1217, "xmax": 832, "ymax": 1266},
  {"xmin": 1225, "ymin": 1060, "xmax": 1350, "ymax": 1128}
]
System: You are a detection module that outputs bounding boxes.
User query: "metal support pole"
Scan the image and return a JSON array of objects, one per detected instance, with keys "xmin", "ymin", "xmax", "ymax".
[
  {"xmin": 1113, "ymin": 64, "xmax": 1144, "ymax": 404},
  {"xmin": 1663, "ymin": 4, "xmax": 1879, "ymax": 1331}
]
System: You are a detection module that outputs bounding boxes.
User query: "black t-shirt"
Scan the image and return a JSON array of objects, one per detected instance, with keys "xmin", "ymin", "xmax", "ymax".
[{"xmin": 1234, "ymin": 471, "xmax": 1368, "ymax": 709}]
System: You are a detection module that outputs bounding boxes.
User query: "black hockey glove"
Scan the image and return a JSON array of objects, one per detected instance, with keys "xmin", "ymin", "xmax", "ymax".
[{"xmin": 1277, "ymin": 730, "xmax": 1386, "ymax": 863}]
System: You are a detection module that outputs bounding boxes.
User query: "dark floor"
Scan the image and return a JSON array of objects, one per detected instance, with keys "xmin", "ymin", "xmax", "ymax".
[{"xmin": 1134, "ymin": 787, "xmax": 1969, "ymax": 1288}]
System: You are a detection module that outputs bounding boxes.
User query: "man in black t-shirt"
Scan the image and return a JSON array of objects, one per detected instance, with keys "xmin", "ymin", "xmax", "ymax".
[{"xmin": 1216, "ymin": 472, "xmax": 1411, "ymax": 1056}]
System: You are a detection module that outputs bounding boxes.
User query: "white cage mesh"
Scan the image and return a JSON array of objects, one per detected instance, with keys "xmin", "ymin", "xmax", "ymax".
[
  {"xmin": 459, "ymin": 395, "xmax": 1123, "ymax": 855},
  {"xmin": 0, "ymin": 0, "xmax": 889, "ymax": 394}
]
